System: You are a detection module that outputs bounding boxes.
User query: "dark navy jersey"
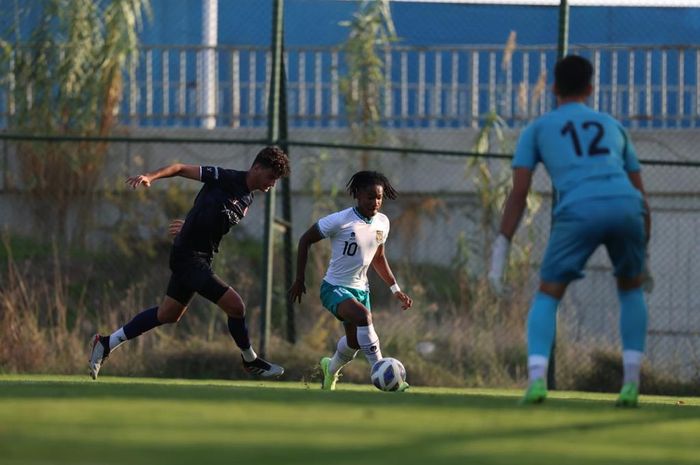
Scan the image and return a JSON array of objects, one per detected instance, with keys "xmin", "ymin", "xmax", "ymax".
[{"xmin": 173, "ymin": 166, "xmax": 253, "ymax": 255}]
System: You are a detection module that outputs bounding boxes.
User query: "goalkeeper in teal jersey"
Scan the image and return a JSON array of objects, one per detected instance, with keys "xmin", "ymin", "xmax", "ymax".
[{"xmin": 489, "ymin": 55, "xmax": 651, "ymax": 407}]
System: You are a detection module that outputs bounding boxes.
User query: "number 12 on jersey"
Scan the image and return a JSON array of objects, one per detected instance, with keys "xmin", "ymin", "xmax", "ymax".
[{"xmin": 561, "ymin": 120, "xmax": 610, "ymax": 157}]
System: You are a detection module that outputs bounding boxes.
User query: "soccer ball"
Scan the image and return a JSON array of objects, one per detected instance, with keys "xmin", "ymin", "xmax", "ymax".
[{"xmin": 370, "ymin": 357, "xmax": 406, "ymax": 392}]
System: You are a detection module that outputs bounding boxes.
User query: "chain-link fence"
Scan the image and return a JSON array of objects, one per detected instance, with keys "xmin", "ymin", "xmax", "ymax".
[{"xmin": 1, "ymin": 0, "xmax": 699, "ymax": 392}]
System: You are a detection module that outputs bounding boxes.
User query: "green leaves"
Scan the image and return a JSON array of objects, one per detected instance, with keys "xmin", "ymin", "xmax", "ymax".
[
  {"xmin": 3, "ymin": 0, "xmax": 150, "ymax": 243},
  {"xmin": 6, "ymin": 0, "xmax": 149, "ymax": 136},
  {"xmin": 339, "ymin": 0, "xmax": 397, "ymax": 155}
]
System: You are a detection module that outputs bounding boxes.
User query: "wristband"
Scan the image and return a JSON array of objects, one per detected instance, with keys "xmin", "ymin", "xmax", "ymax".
[{"xmin": 390, "ymin": 283, "xmax": 401, "ymax": 294}]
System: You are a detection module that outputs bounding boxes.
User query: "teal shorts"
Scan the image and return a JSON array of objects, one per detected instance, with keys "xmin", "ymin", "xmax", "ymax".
[
  {"xmin": 320, "ymin": 280, "xmax": 371, "ymax": 321},
  {"xmin": 542, "ymin": 197, "xmax": 646, "ymax": 283}
]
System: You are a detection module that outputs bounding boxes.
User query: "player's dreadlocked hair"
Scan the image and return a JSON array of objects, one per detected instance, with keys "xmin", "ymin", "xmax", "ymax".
[
  {"xmin": 253, "ymin": 146, "xmax": 291, "ymax": 178},
  {"xmin": 346, "ymin": 171, "xmax": 398, "ymax": 200},
  {"xmin": 555, "ymin": 55, "xmax": 593, "ymax": 97}
]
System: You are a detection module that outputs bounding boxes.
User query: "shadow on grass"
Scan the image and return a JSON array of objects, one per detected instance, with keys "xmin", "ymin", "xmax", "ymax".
[{"xmin": 0, "ymin": 377, "xmax": 698, "ymax": 414}]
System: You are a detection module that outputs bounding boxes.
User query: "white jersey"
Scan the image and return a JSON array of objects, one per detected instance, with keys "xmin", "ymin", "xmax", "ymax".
[{"xmin": 317, "ymin": 207, "xmax": 390, "ymax": 291}]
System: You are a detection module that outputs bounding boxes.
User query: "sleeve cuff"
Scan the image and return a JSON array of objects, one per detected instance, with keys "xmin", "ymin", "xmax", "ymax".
[{"xmin": 314, "ymin": 222, "xmax": 326, "ymax": 238}]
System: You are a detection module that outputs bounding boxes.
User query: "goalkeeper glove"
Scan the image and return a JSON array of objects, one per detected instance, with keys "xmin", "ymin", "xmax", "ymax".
[{"xmin": 488, "ymin": 234, "xmax": 510, "ymax": 297}]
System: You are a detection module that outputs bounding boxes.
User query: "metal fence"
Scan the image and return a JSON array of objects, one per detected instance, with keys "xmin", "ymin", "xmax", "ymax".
[
  {"xmin": 2, "ymin": 0, "xmax": 700, "ymax": 391},
  {"xmin": 1, "ymin": 129, "xmax": 699, "ymax": 389},
  {"xmin": 4, "ymin": 43, "xmax": 700, "ymax": 129}
]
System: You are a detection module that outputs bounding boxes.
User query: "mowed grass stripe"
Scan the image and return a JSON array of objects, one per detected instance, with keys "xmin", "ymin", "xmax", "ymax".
[{"xmin": 0, "ymin": 375, "xmax": 698, "ymax": 465}]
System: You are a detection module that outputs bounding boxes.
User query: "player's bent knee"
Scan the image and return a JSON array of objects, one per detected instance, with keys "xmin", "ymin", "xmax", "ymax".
[
  {"xmin": 222, "ymin": 301, "xmax": 245, "ymax": 318},
  {"xmin": 157, "ymin": 298, "xmax": 187, "ymax": 323},
  {"xmin": 539, "ymin": 281, "xmax": 568, "ymax": 300},
  {"xmin": 350, "ymin": 309, "xmax": 371, "ymax": 326},
  {"xmin": 618, "ymin": 275, "xmax": 643, "ymax": 291},
  {"xmin": 159, "ymin": 309, "xmax": 186, "ymax": 324},
  {"xmin": 218, "ymin": 304, "xmax": 245, "ymax": 318},
  {"xmin": 231, "ymin": 303, "xmax": 246, "ymax": 318},
  {"xmin": 217, "ymin": 289, "xmax": 246, "ymax": 318},
  {"xmin": 337, "ymin": 300, "xmax": 371, "ymax": 326}
]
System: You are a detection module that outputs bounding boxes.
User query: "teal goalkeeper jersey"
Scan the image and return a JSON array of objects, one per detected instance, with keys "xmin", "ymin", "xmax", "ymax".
[{"xmin": 512, "ymin": 102, "xmax": 642, "ymax": 215}]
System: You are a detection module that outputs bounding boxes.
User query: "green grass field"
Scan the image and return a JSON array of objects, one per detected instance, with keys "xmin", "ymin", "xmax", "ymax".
[{"xmin": 1, "ymin": 375, "xmax": 698, "ymax": 465}]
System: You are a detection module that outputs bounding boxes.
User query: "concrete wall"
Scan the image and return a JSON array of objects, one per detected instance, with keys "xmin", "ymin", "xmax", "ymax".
[{"xmin": 2, "ymin": 126, "xmax": 700, "ymax": 379}]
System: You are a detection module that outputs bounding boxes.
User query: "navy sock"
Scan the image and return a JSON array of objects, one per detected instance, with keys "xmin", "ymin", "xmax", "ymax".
[
  {"xmin": 227, "ymin": 316, "xmax": 251, "ymax": 350},
  {"xmin": 123, "ymin": 307, "xmax": 162, "ymax": 340}
]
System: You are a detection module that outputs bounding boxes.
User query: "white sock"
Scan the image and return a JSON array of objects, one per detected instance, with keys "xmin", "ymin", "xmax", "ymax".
[
  {"xmin": 241, "ymin": 346, "xmax": 257, "ymax": 362},
  {"xmin": 623, "ymin": 350, "xmax": 643, "ymax": 385},
  {"xmin": 528, "ymin": 355, "xmax": 549, "ymax": 385},
  {"xmin": 329, "ymin": 336, "xmax": 358, "ymax": 374},
  {"xmin": 108, "ymin": 328, "xmax": 128, "ymax": 352},
  {"xmin": 357, "ymin": 324, "xmax": 382, "ymax": 367}
]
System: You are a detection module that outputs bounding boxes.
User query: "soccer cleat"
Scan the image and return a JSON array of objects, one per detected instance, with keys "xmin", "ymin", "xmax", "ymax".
[
  {"xmin": 519, "ymin": 378, "xmax": 547, "ymax": 405},
  {"xmin": 397, "ymin": 381, "xmax": 410, "ymax": 392},
  {"xmin": 241, "ymin": 355, "xmax": 285, "ymax": 378},
  {"xmin": 88, "ymin": 334, "xmax": 110, "ymax": 380},
  {"xmin": 616, "ymin": 382, "xmax": 639, "ymax": 408},
  {"xmin": 319, "ymin": 357, "xmax": 339, "ymax": 390}
]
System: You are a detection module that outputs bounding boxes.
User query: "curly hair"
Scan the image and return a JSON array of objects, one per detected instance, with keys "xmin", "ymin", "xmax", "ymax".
[
  {"xmin": 346, "ymin": 171, "xmax": 398, "ymax": 200},
  {"xmin": 252, "ymin": 146, "xmax": 291, "ymax": 178}
]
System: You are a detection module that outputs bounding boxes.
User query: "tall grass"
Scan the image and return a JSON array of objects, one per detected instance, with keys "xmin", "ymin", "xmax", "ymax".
[
  {"xmin": 0, "ymin": 235, "xmax": 149, "ymax": 374},
  {"xmin": 0, "ymin": 230, "xmax": 531, "ymax": 387},
  {"xmin": 1, "ymin": 242, "xmax": 83, "ymax": 373},
  {"xmin": 2, "ymin": 232, "xmax": 698, "ymax": 396}
]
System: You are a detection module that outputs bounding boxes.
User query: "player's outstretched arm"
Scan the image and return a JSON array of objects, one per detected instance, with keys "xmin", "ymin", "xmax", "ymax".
[
  {"xmin": 126, "ymin": 163, "xmax": 201, "ymax": 189},
  {"xmin": 498, "ymin": 168, "xmax": 533, "ymax": 240},
  {"xmin": 288, "ymin": 224, "xmax": 324, "ymax": 304},
  {"xmin": 489, "ymin": 168, "xmax": 533, "ymax": 295},
  {"xmin": 371, "ymin": 245, "xmax": 412, "ymax": 310}
]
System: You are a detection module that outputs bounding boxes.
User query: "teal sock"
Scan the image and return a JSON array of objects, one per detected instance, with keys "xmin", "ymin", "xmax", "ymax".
[
  {"xmin": 618, "ymin": 287, "xmax": 647, "ymax": 352},
  {"xmin": 527, "ymin": 292, "xmax": 560, "ymax": 359},
  {"xmin": 618, "ymin": 287, "xmax": 647, "ymax": 386}
]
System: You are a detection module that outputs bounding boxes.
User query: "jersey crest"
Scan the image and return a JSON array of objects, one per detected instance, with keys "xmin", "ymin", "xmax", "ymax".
[
  {"xmin": 222, "ymin": 199, "xmax": 249, "ymax": 225},
  {"xmin": 375, "ymin": 230, "xmax": 384, "ymax": 243}
]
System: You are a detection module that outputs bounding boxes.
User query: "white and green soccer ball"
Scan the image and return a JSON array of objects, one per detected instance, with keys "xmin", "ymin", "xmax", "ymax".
[{"xmin": 370, "ymin": 357, "xmax": 406, "ymax": 392}]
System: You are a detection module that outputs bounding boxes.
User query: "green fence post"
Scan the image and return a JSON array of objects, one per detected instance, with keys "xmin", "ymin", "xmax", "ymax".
[{"xmin": 260, "ymin": 0, "xmax": 285, "ymax": 357}]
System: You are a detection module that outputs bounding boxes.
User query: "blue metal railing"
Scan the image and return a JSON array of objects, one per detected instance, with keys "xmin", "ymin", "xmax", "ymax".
[{"xmin": 3, "ymin": 43, "xmax": 699, "ymax": 130}]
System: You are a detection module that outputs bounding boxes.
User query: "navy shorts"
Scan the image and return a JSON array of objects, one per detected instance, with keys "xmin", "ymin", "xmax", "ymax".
[{"xmin": 166, "ymin": 247, "xmax": 229, "ymax": 305}]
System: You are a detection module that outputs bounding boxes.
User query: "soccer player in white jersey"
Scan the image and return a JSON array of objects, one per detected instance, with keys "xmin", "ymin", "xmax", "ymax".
[
  {"xmin": 288, "ymin": 171, "xmax": 413, "ymax": 391},
  {"xmin": 489, "ymin": 55, "xmax": 651, "ymax": 406}
]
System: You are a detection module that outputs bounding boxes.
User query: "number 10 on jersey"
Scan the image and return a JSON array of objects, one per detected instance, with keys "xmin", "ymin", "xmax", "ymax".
[{"xmin": 342, "ymin": 241, "xmax": 358, "ymax": 256}]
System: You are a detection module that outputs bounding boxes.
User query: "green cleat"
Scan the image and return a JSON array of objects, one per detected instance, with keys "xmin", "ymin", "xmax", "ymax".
[
  {"xmin": 397, "ymin": 381, "xmax": 410, "ymax": 392},
  {"xmin": 320, "ymin": 357, "xmax": 339, "ymax": 391},
  {"xmin": 616, "ymin": 382, "xmax": 639, "ymax": 408},
  {"xmin": 519, "ymin": 378, "xmax": 547, "ymax": 405}
]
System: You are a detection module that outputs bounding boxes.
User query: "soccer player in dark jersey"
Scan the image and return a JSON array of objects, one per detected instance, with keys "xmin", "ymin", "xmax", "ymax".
[{"xmin": 89, "ymin": 146, "xmax": 290, "ymax": 379}]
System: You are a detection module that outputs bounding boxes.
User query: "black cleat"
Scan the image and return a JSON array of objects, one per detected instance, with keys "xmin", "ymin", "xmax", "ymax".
[{"xmin": 241, "ymin": 355, "xmax": 284, "ymax": 378}]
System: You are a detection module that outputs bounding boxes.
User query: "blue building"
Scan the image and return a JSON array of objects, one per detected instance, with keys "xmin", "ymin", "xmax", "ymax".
[{"xmin": 3, "ymin": 0, "xmax": 700, "ymax": 128}]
